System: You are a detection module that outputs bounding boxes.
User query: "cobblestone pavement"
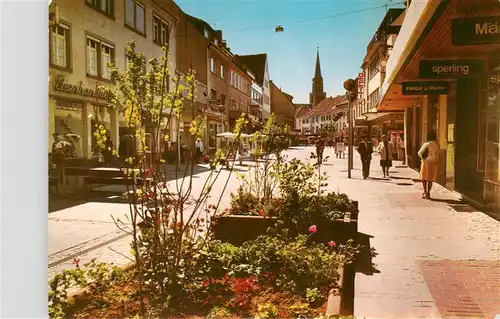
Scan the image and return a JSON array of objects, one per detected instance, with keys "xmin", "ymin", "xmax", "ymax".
[{"xmin": 289, "ymin": 146, "xmax": 499, "ymax": 319}]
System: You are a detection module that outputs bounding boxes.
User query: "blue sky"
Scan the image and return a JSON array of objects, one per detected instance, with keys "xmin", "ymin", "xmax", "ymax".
[{"xmin": 175, "ymin": 0, "xmax": 404, "ymax": 103}]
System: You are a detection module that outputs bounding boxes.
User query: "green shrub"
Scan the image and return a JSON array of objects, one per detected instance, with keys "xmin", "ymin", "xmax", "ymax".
[{"xmin": 231, "ymin": 235, "xmax": 341, "ymax": 296}]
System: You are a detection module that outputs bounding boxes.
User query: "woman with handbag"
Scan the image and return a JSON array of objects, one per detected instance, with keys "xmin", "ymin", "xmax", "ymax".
[
  {"xmin": 376, "ymin": 135, "xmax": 394, "ymax": 178},
  {"xmin": 418, "ymin": 131, "xmax": 440, "ymax": 199}
]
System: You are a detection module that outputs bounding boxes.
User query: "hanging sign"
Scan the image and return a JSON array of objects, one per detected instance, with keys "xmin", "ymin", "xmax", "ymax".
[
  {"xmin": 402, "ymin": 81, "xmax": 449, "ymax": 95},
  {"xmin": 357, "ymin": 72, "xmax": 365, "ymax": 109},
  {"xmin": 452, "ymin": 16, "xmax": 500, "ymax": 46},
  {"xmin": 419, "ymin": 60, "xmax": 484, "ymax": 78}
]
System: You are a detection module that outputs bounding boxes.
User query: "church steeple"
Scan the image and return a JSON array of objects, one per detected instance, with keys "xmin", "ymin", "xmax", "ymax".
[
  {"xmin": 315, "ymin": 47, "xmax": 322, "ymax": 79},
  {"xmin": 310, "ymin": 47, "xmax": 326, "ymax": 106}
]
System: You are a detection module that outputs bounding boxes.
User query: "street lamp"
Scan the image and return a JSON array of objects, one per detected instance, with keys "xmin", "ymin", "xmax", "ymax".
[{"xmin": 343, "ymin": 79, "xmax": 356, "ymax": 179}]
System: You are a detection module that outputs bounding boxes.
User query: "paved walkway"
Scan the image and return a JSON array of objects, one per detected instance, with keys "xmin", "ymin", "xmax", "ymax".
[
  {"xmin": 48, "ymin": 146, "xmax": 500, "ymax": 319},
  {"xmin": 297, "ymin": 146, "xmax": 500, "ymax": 319}
]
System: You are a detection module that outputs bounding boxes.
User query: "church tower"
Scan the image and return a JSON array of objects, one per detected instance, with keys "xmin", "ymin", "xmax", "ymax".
[{"xmin": 309, "ymin": 47, "xmax": 327, "ymax": 106}]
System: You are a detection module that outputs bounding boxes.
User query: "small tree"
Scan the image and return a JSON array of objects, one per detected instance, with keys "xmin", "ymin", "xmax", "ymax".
[{"xmin": 91, "ymin": 40, "xmax": 250, "ymax": 313}]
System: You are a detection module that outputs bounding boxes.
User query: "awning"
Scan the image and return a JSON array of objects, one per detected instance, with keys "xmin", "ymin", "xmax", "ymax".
[
  {"xmin": 354, "ymin": 111, "xmax": 403, "ymax": 126},
  {"xmin": 379, "ymin": 0, "xmax": 500, "ymax": 112},
  {"xmin": 379, "ymin": 0, "xmax": 444, "ymax": 110}
]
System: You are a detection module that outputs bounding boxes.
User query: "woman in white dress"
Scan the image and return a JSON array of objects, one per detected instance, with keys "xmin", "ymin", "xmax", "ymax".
[{"xmin": 418, "ymin": 131, "xmax": 440, "ymax": 199}]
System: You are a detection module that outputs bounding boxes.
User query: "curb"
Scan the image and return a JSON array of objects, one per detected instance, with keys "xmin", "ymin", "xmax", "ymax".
[{"xmin": 325, "ymin": 265, "xmax": 345, "ymax": 316}]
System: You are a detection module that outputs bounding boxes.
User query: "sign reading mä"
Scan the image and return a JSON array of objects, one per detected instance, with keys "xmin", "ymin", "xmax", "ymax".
[
  {"xmin": 419, "ymin": 60, "xmax": 484, "ymax": 78},
  {"xmin": 402, "ymin": 81, "xmax": 449, "ymax": 95},
  {"xmin": 452, "ymin": 16, "xmax": 500, "ymax": 46}
]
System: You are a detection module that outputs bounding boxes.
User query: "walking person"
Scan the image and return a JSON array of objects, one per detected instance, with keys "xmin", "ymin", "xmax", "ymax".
[
  {"xmin": 195, "ymin": 137, "xmax": 204, "ymax": 163},
  {"xmin": 376, "ymin": 134, "xmax": 394, "ymax": 178},
  {"xmin": 315, "ymin": 137, "xmax": 325, "ymax": 163},
  {"xmin": 357, "ymin": 134, "xmax": 372, "ymax": 179},
  {"xmin": 418, "ymin": 131, "xmax": 440, "ymax": 199},
  {"xmin": 336, "ymin": 139, "xmax": 345, "ymax": 159}
]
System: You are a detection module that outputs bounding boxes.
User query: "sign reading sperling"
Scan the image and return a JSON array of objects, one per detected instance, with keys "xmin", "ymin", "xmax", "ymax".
[{"xmin": 419, "ymin": 60, "xmax": 484, "ymax": 78}]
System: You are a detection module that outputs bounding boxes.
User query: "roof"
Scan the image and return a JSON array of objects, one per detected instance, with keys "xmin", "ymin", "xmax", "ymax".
[
  {"xmin": 296, "ymin": 95, "xmax": 347, "ymax": 119},
  {"xmin": 294, "ymin": 104, "xmax": 312, "ymax": 118},
  {"xmin": 234, "ymin": 54, "xmax": 267, "ymax": 86}
]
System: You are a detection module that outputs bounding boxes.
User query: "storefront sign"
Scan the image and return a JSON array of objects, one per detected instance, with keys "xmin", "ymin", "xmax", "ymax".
[
  {"xmin": 53, "ymin": 74, "xmax": 111, "ymax": 100},
  {"xmin": 452, "ymin": 17, "xmax": 500, "ymax": 46},
  {"xmin": 489, "ymin": 72, "xmax": 500, "ymax": 86},
  {"xmin": 402, "ymin": 81, "xmax": 449, "ymax": 95},
  {"xmin": 419, "ymin": 60, "xmax": 484, "ymax": 78},
  {"xmin": 357, "ymin": 72, "xmax": 365, "ymax": 109}
]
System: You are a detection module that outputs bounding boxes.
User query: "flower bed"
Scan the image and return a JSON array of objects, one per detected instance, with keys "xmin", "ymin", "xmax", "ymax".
[{"xmin": 56, "ymin": 234, "xmax": 353, "ymax": 319}]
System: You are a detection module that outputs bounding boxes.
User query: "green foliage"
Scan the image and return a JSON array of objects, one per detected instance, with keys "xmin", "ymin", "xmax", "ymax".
[
  {"xmin": 48, "ymin": 260, "xmax": 126, "ymax": 319},
  {"xmin": 306, "ymin": 288, "xmax": 324, "ymax": 306},
  {"xmin": 231, "ymin": 235, "xmax": 341, "ymax": 296},
  {"xmin": 206, "ymin": 306, "xmax": 233, "ymax": 319},
  {"xmin": 288, "ymin": 302, "xmax": 312, "ymax": 317},
  {"xmin": 276, "ymin": 159, "xmax": 324, "ymax": 198},
  {"xmin": 254, "ymin": 302, "xmax": 278, "ymax": 318}
]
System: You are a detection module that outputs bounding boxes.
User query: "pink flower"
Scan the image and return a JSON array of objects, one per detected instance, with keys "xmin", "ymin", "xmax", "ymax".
[
  {"xmin": 257, "ymin": 209, "xmax": 265, "ymax": 216},
  {"xmin": 308, "ymin": 225, "xmax": 318, "ymax": 233},
  {"xmin": 328, "ymin": 240, "xmax": 336, "ymax": 248}
]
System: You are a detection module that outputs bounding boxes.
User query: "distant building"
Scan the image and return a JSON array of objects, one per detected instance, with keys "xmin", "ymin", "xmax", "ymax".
[
  {"xmin": 235, "ymin": 53, "xmax": 272, "ymax": 119},
  {"xmin": 270, "ymin": 81, "xmax": 296, "ymax": 129},
  {"xmin": 295, "ymin": 95, "xmax": 348, "ymax": 136}
]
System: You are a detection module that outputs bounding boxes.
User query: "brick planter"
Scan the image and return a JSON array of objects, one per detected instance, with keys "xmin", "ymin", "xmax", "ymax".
[{"xmin": 213, "ymin": 215, "xmax": 358, "ymax": 247}]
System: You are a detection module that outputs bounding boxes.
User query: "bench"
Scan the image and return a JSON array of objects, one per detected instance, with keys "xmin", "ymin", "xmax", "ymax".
[{"xmin": 84, "ymin": 176, "xmax": 153, "ymax": 191}]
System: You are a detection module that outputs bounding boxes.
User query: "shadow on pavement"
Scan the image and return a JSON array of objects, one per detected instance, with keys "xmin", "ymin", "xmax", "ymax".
[{"xmin": 341, "ymin": 232, "xmax": 379, "ymax": 316}]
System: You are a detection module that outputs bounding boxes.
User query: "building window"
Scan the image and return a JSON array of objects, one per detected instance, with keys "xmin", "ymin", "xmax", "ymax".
[
  {"xmin": 220, "ymin": 94, "xmax": 226, "ymax": 106},
  {"xmin": 125, "ymin": 0, "xmax": 145, "ymax": 34},
  {"xmin": 368, "ymin": 55, "xmax": 380, "ymax": 80},
  {"xmin": 204, "ymin": 29, "xmax": 209, "ymax": 38},
  {"xmin": 210, "ymin": 89, "xmax": 217, "ymax": 101},
  {"xmin": 210, "ymin": 57, "xmax": 216, "ymax": 73},
  {"xmin": 220, "ymin": 64, "xmax": 225, "ymax": 79},
  {"xmin": 153, "ymin": 15, "xmax": 169, "ymax": 46},
  {"xmin": 85, "ymin": 0, "xmax": 113, "ymax": 16},
  {"xmin": 368, "ymin": 89, "xmax": 380, "ymax": 109},
  {"xmin": 50, "ymin": 23, "xmax": 70, "ymax": 69},
  {"xmin": 86, "ymin": 36, "xmax": 114, "ymax": 79}
]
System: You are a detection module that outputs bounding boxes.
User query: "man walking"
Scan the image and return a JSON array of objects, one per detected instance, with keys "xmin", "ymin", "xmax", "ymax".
[
  {"xmin": 357, "ymin": 134, "xmax": 372, "ymax": 179},
  {"xmin": 315, "ymin": 137, "xmax": 325, "ymax": 163}
]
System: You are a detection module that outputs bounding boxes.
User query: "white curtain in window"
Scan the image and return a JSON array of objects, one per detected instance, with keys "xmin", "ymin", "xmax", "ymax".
[
  {"xmin": 135, "ymin": 4, "xmax": 144, "ymax": 33},
  {"xmin": 101, "ymin": 44, "xmax": 112, "ymax": 79},
  {"xmin": 125, "ymin": 0, "xmax": 134, "ymax": 26},
  {"xmin": 87, "ymin": 40, "xmax": 98, "ymax": 76},
  {"xmin": 100, "ymin": 0, "xmax": 108, "ymax": 12},
  {"xmin": 56, "ymin": 34, "xmax": 66, "ymax": 66}
]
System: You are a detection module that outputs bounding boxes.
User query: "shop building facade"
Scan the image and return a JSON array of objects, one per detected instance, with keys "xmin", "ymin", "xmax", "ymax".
[
  {"xmin": 353, "ymin": 8, "xmax": 406, "ymax": 148},
  {"xmin": 49, "ymin": 0, "xmax": 180, "ymax": 161},
  {"xmin": 378, "ymin": 0, "xmax": 500, "ymax": 215}
]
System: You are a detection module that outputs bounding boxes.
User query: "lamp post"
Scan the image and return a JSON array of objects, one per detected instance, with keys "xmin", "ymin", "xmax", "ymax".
[{"xmin": 343, "ymin": 79, "xmax": 356, "ymax": 179}]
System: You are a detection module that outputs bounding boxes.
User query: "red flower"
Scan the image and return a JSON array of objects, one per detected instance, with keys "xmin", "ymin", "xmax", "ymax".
[
  {"xmin": 308, "ymin": 225, "xmax": 318, "ymax": 233},
  {"xmin": 328, "ymin": 240, "xmax": 337, "ymax": 248},
  {"xmin": 72, "ymin": 258, "xmax": 80, "ymax": 268},
  {"xmin": 257, "ymin": 209, "xmax": 265, "ymax": 216}
]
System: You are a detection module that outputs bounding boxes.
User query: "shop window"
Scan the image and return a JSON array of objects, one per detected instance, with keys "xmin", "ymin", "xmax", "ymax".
[
  {"xmin": 485, "ymin": 87, "xmax": 499, "ymax": 183},
  {"xmin": 125, "ymin": 0, "xmax": 145, "ymax": 34},
  {"xmin": 86, "ymin": 36, "xmax": 115, "ymax": 79},
  {"xmin": 50, "ymin": 23, "xmax": 71, "ymax": 69},
  {"xmin": 85, "ymin": 0, "xmax": 113, "ymax": 16},
  {"xmin": 153, "ymin": 15, "xmax": 169, "ymax": 47},
  {"xmin": 54, "ymin": 100, "xmax": 85, "ymax": 158}
]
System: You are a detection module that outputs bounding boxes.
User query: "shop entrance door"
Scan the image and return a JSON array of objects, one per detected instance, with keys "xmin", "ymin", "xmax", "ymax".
[{"xmin": 455, "ymin": 79, "xmax": 481, "ymax": 200}]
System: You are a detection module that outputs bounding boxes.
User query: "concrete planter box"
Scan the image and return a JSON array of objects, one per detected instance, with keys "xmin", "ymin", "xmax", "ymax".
[{"xmin": 213, "ymin": 214, "xmax": 358, "ymax": 247}]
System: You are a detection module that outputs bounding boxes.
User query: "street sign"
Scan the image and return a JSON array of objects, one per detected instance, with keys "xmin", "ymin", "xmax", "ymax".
[
  {"xmin": 402, "ymin": 81, "xmax": 449, "ymax": 95},
  {"xmin": 419, "ymin": 60, "xmax": 484, "ymax": 78},
  {"xmin": 452, "ymin": 17, "xmax": 500, "ymax": 46}
]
